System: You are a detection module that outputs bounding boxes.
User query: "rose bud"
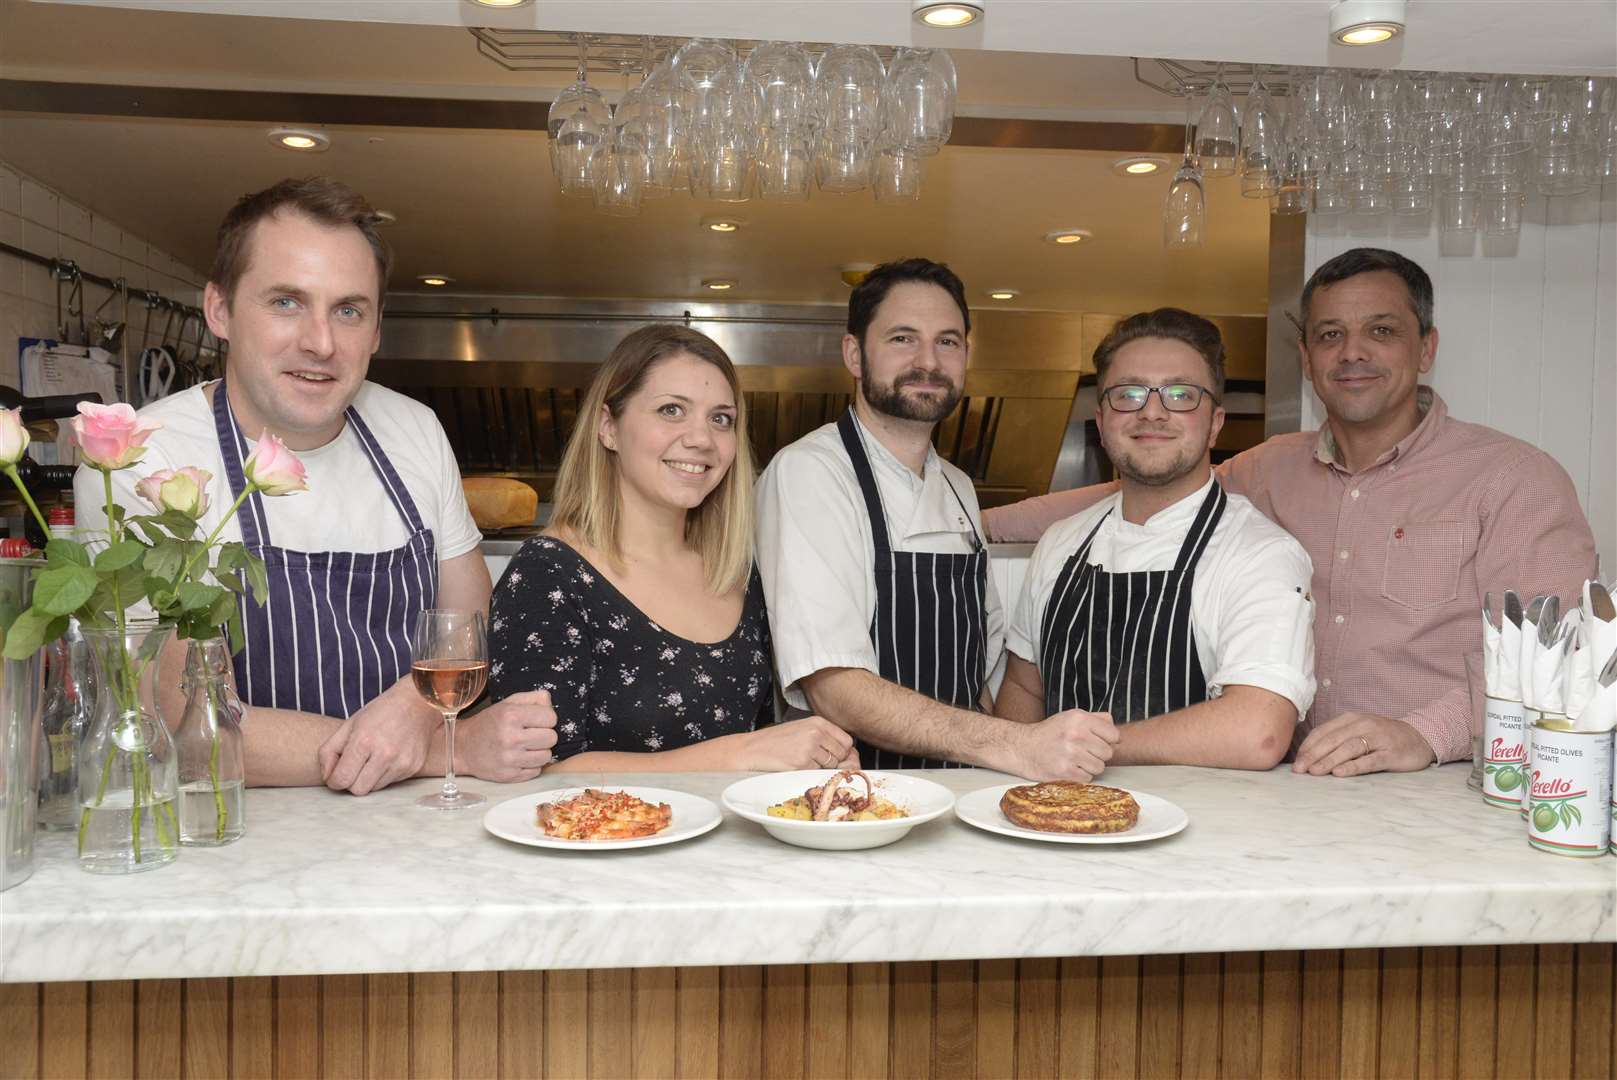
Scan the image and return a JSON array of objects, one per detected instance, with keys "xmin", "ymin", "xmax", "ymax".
[
  {"xmin": 71, "ymin": 401, "xmax": 161, "ymax": 471},
  {"xmin": 243, "ymin": 432, "xmax": 309, "ymax": 496},
  {"xmin": 136, "ymin": 466, "xmax": 213, "ymax": 517},
  {"xmin": 0, "ymin": 408, "xmax": 29, "ymax": 468}
]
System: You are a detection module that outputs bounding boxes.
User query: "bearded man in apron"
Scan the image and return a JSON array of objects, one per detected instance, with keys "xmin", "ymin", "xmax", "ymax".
[
  {"xmin": 75, "ymin": 178, "xmax": 557, "ymax": 794},
  {"xmin": 996, "ymin": 309, "xmax": 1315, "ymax": 772},
  {"xmin": 756, "ymin": 259, "xmax": 1120, "ymax": 779}
]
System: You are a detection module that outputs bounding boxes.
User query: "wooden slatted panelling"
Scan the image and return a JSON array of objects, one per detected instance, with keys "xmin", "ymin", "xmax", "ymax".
[{"xmin": 4, "ymin": 946, "xmax": 1614, "ymax": 1079}]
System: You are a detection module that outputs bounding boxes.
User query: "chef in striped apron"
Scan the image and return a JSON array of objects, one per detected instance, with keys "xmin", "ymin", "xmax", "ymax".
[
  {"xmin": 997, "ymin": 309, "xmax": 1316, "ymax": 771},
  {"xmin": 77, "ymin": 178, "xmax": 557, "ymax": 793},
  {"xmin": 757, "ymin": 259, "xmax": 1120, "ymax": 779}
]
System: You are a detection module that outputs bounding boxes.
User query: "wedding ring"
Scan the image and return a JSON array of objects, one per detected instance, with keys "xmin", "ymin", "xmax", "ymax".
[{"xmin": 1359, "ymin": 735, "xmax": 1371, "ymax": 757}]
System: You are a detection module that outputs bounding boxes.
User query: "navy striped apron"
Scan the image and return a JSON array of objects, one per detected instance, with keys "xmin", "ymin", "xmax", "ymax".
[
  {"xmin": 211, "ymin": 381, "xmax": 438, "ymax": 719},
  {"xmin": 837, "ymin": 409, "xmax": 988, "ymax": 769},
  {"xmin": 1038, "ymin": 481, "xmax": 1226, "ymax": 721}
]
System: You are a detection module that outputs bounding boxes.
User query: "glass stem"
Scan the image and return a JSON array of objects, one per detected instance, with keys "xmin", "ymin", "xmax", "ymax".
[{"xmin": 441, "ymin": 711, "xmax": 460, "ymax": 800}]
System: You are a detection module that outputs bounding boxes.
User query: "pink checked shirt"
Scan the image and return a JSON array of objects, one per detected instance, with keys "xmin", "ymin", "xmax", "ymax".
[{"xmin": 984, "ymin": 390, "xmax": 1599, "ymax": 762}]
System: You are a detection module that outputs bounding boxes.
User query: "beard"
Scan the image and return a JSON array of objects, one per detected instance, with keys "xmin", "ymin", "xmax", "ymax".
[
  {"xmin": 1104, "ymin": 425, "xmax": 1210, "ymax": 487},
  {"xmin": 861, "ymin": 365, "xmax": 963, "ymax": 423}
]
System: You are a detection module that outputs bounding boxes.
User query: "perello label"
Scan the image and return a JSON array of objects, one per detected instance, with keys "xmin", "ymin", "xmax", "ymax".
[
  {"xmin": 1482, "ymin": 696, "xmax": 1528, "ymax": 809},
  {"xmin": 1527, "ymin": 725, "xmax": 1614, "ymax": 859}
]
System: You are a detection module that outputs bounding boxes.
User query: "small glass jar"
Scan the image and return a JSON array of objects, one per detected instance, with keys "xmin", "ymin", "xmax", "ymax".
[{"xmin": 174, "ymin": 636, "xmax": 246, "ymax": 847}]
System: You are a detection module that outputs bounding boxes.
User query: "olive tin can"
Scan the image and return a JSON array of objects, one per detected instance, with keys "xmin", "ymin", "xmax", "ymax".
[
  {"xmin": 1482, "ymin": 696, "xmax": 1529, "ymax": 809},
  {"xmin": 1526, "ymin": 722, "xmax": 1614, "ymax": 858}
]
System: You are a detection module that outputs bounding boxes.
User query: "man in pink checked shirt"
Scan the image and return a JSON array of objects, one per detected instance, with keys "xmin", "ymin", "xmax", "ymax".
[{"xmin": 985, "ymin": 247, "xmax": 1598, "ymax": 777}]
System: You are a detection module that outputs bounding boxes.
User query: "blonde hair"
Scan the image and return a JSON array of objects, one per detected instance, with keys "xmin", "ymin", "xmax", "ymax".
[{"xmin": 550, "ymin": 324, "xmax": 756, "ymax": 595}]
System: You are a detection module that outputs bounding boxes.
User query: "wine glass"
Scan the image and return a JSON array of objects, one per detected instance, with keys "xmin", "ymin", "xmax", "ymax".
[
  {"xmin": 549, "ymin": 41, "xmax": 611, "ymax": 198},
  {"xmin": 1194, "ymin": 65, "xmax": 1238, "ymax": 177},
  {"xmin": 1164, "ymin": 103, "xmax": 1205, "ymax": 247},
  {"xmin": 412, "ymin": 610, "xmax": 488, "ymax": 811},
  {"xmin": 1239, "ymin": 66, "xmax": 1281, "ymax": 198}
]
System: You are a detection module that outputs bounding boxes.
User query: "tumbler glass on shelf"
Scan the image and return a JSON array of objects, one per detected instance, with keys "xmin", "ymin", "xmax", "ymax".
[
  {"xmin": 1438, "ymin": 187, "xmax": 1480, "ymax": 234},
  {"xmin": 1481, "ymin": 189, "xmax": 1526, "ymax": 235},
  {"xmin": 816, "ymin": 131, "xmax": 874, "ymax": 194},
  {"xmin": 1194, "ymin": 67, "xmax": 1239, "ymax": 177},
  {"xmin": 691, "ymin": 124, "xmax": 756, "ymax": 202},
  {"xmin": 756, "ymin": 129, "xmax": 813, "ymax": 202},
  {"xmin": 1533, "ymin": 112, "xmax": 1594, "ymax": 196},
  {"xmin": 412, "ymin": 610, "xmax": 488, "ymax": 811},
  {"xmin": 174, "ymin": 636, "xmax": 246, "ymax": 847},
  {"xmin": 880, "ymin": 47, "xmax": 957, "ymax": 155}
]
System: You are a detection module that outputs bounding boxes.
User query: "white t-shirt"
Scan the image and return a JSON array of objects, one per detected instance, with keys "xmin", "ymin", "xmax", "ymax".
[
  {"xmin": 1007, "ymin": 477, "xmax": 1317, "ymax": 717},
  {"xmin": 755, "ymin": 416, "xmax": 1005, "ymax": 712},
  {"xmin": 72, "ymin": 381, "xmax": 482, "ymax": 561}
]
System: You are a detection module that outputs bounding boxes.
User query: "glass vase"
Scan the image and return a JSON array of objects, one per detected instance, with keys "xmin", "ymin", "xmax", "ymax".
[
  {"xmin": 76, "ymin": 621, "xmax": 179, "ymax": 874},
  {"xmin": 36, "ymin": 620, "xmax": 95, "ymax": 832},
  {"xmin": 175, "ymin": 636, "xmax": 246, "ymax": 846}
]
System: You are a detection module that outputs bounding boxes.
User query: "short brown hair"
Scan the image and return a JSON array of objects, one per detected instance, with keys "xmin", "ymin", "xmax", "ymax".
[
  {"xmin": 210, "ymin": 176, "xmax": 393, "ymax": 305},
  {"xmin": 550, "ymin": 325, "xmax": 756, "ymax": 595},
  {"xmin": 1092, "ymin": 308, "xmax": 1226, "ymax": 399}
]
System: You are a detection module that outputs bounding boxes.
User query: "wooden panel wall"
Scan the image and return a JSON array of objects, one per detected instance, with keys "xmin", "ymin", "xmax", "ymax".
[
  {"xmin": 2, "ymin": 945, "xmax": 1613, "ymax": 1079},
  {"xmin": 1303, "ymin": 183, "xmax": 1617, "ymax": 574}
]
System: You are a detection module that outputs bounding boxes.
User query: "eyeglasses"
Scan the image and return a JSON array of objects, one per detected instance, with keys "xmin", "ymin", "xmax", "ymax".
[{"xmin": 1100, "ymin": 383, "xmax": 1218, "ymax": 413}]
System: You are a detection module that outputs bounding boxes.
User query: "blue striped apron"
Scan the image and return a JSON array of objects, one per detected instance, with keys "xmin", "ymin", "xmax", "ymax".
[
  {"xmin": 837, "ymin": 409, "xmax": 988, "ymax": 769},
  {"xmin": 1038, "ymin": 481, "xmax": 1226, "ymax": 721},
  {"xmin": 211, "ymin": 381, "xmax": 438, "ymax": 719}
]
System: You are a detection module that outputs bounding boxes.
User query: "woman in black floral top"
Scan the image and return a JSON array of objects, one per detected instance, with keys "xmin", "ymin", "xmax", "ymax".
[{"xmin": 488, "ymin": 325, "xmax": 856, "ymax": 772}]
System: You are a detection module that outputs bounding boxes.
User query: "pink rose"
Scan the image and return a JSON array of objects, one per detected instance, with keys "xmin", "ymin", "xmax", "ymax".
[
  {"xmin": 243, "ymin": 432, "xmax": 308, "ymax": 496},
  {"xmin": 0, "ymin": 408, "xmax": 29, "ymax": 468},
  {"xmin": 71, "ymin": 402, "xmax": 160, "ymax": 471},
  {"xmin": 135, "ymin": 466, "xmax": 212, "ymax": 517}
]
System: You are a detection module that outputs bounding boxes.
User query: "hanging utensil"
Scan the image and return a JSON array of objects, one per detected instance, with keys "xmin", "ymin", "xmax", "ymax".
[
  {"xmin": 54, "ymin": 262, "xmax": 86, "ymax": 345},
  {"xmin": 90, "ymin": 279, "xmax": 127, "ymax": 354}
]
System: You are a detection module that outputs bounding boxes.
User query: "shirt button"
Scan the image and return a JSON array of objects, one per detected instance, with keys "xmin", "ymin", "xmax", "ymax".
[
  {"xmin": 1335, "ymin": 614, "xmax": 1345, "ymax": 624},
  {"xmin": 1351, "ymin": 489, "xmax": 1360, "ymax": 499},
  {"xmin": 1339, "ymin": 549, "xmax": 1350, "ymax": 560}
]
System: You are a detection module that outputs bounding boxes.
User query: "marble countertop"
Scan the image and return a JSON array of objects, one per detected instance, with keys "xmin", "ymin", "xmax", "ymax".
[{"xmin": 3, "ymin": 765, "xmax": 1612, "ymax": 983}]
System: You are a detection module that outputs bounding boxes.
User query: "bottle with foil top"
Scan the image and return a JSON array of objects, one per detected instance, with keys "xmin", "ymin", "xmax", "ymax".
[
  {"xmin": 35, "ymin": 620, "xmax": 95, "ymax": 832},
  {"xmin": 174, "ymin": 636, "xmax": 246, "ymax": 846}
]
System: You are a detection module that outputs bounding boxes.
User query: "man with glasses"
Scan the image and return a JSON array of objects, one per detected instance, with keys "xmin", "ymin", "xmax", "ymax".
[{"xmin": 995, "ymin": 308, "xmax": 1316, "ymax": 771}]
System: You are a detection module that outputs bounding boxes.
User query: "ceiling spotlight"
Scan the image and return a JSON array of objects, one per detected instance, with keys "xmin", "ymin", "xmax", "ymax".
[
  {"xmin": 1045, "ymin": 228, "xmax": 1093, "ymax": 245},
  {"xmin": 987, "ymin": 289, "xmax": 1018, "ymax": 301},
  {"xmin": 1330, "ymin": 0, "xmax": 1406, "ymax": 45},
  {"xmin": 1114, "ymin": 157, "xmax": 1168, "ymax": 176},
  {"xmin": 703, "ymin": 279, "xmax": 736, "ymax": 291},
  {"xmin": 269, "ymin": 128, "xmax": 329, "ymax": 153},
  {"xmin": 839, "ymin": 262, "xmax": 877, "ymax": 288},
  {"xmin": 470, "ymin": 0, "xmax": 532, "ymax": 7},
  {"xmin": 912, "ymin": 0, "xmax": 984, "ymax": 28},
  {"xmin": 417, "ymin": 275, "xmax": 453, "ymax": 287},
  {"xmin": 702, "ymin": 217, "xmax": 742, "ymax": 233}
]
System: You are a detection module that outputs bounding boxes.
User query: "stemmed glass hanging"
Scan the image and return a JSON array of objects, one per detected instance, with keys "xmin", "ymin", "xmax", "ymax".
[
  {"xmin": 673, "ymin": 38, "xmax": 756, "ymax": 201},
  {"xmin": 880, "ymin": 48, "xmax": 957, "ymax": 155},
  {"xmin": 1164, "ymin": 100, "xmax": 1206, "ymax": 247},
  {"xmin": 548, "ymin": 38, "xmax": 612, "ymax": 198},
  {"xmin": 816, "ymin": 44, "xmax": 885, "ymax": 193},
  {"xmin": 1195, "ymin": 65, "xmax": 1239, "ymax": 177},
  {"xmin": 744, "ymin": 42, "xmax": 817, "ymax": 202},
  {"xmin": 1239, "ymin": 66, "xmax": 1281, "ymax": 198}
]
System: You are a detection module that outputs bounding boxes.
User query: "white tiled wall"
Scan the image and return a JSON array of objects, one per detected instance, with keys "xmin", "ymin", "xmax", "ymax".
[
  {"xmin": 1305, "ymin": 183, "xmax": 1617, "ymax": 576},
  {"xmin": 0, "ymin": 159, "xmax": 206, "ymax": 393}
]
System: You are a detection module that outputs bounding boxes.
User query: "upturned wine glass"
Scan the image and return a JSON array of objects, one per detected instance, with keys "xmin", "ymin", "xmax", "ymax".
[{"xmin": 411, "ymin": 610, "xmax": 488, "ymax": 811}]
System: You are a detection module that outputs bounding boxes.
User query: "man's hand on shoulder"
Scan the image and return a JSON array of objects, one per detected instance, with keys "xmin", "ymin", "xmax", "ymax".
[
  {"xmin": 455, "ymin": 690, "xmax": 559, "ymax": 783},
  {"xmin": 1007, "ymin": 709, "xmax": 1120, "ymax": 781},
  {"xmin": 1293, "ymin": 712, "xmax": 1436, "ymax": 777},
  {"xmin": 319, "ymin": 678, "xmax": 441, "ymax": 795}
]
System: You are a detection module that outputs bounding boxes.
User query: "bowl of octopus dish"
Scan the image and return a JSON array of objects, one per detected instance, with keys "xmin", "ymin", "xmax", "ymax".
[{"xmin": 720, "ymin": 769, "xmax": 956, "ymax": 851}]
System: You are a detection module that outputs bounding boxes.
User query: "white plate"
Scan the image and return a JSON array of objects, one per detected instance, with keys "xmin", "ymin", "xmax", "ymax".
[
  {"xmin": 954, "ymin": 783, "xmax": 1189, "ymax": 845},
  {"xmin": 483, "ymin": 786, "xmax": 722, "ymax": 851},
  {"xmin": 721, "ymin": 770, "xmax": 956, "ymax": 851}
]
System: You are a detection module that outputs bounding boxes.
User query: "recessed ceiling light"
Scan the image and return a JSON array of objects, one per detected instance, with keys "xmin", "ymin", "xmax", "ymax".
[
  {"xmin": 839, "ymin": 262, "xmax": 877, "ymax": 287},
  {"xmin": 470, "ymin": 0, "xmax": 532, "ymax": 7},
  {"xmin": 1330, "ymin": 0, "xmax": 1405, "ymax": 44},
  {"xmin": 417, "ymin": 275, "xmax": 453, "ymax": 287},
  {"xmin": 912, "ymin": 0, "xmax": 984, "ymax": 27},
  {"xmin": 703, "ymin": 217, "xmax": 742, "ymax": 233},
  {"xmin": 269, "ymin": 128, "xmax": 329, "ymax": 153},
  {"xmin": 703, "ymin": 279, "xmax": 736, "ymax": 291},
  {"xmin": 1114, "ymin": 157, "xmax": 1168, "ymax": 176},
  {"xmin": 1045, "ymin": 228, "xmax": 1093, "ymax": 245},
  {"xmin": 987, "ymin": 289, "xmax": 1018, "ymax": 301}
]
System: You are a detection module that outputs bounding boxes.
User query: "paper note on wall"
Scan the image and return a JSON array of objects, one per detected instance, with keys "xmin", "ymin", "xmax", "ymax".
[{"xmin": 18, "ymin": 341, "xmax": 120, "ymax": 466}]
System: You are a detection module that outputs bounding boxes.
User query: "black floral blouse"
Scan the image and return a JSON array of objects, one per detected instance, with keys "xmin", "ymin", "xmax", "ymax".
[{"xmin": 488, "ymin": 537, "xmax": 773, "ymax": 760}]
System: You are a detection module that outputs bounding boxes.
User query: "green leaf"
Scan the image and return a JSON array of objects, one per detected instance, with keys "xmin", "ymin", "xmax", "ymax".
[
  {"xmin": 225, "ymin": 609, "xmax": 245, "ymax": 654},
  {"xmin": 176, "ymin": 581, "xmax": 225, "ymax": 613},
  {"xmin": 156, "ymin": 509, "xmax": 198, "ymax": 538},
  {"xmin": 143, "ymin": 542, "xmax": 185, "ymax": 582},
  {"xmin": 216, "ymin": 542, "xmax": 247, "ymax": 574},
  {"xmin": 108, "ymin": 503, "xmax": 125, "ymax": 526},
  {"xmin": 2, "ymin": 607, "xmax": 55, "ymax": 660},
  {"xmin": 130, "ymin": 519, "xmax": 167, "ymax": 546},
  {"xmin": 1568, "ymin": 804, "xmax": 1582, "ymax": 825},
  {"xmin": 212, "ymin": 569, "xmax": 244, "ymax": 593},
  {"xmin": 206, "ymin": 590, "xmax": 238, "ymax": 627},
  {"xmin": 244, "ymin": 556, "xmax": 269, "ymax": 606},
  {"xmin": 44, "ymin": 539, "xmax": 90, "ymax": 568},
  {"xmin": 93, "ymin": 539, "xmax": 148, "ymax": 573},
  {"xmin": 32, "ymin": 565, "xmax": 97, "ymax": 616}
]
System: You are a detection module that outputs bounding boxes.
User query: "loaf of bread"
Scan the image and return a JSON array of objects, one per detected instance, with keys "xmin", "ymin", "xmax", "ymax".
[{"xmin": 461, "ymin": 477, "xmax": 538, "ymax": 531}]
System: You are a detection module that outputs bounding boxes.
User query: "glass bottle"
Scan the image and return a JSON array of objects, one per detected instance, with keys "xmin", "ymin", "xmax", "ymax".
[
  {"xmin": 37, "ymin": 621, "xmax": 95, "ymax": 831},
  {"xmin": 174, "ymin": 636, "xmax": 246, "ymax": 846},
  {"xmin": 76, "ymin": 620, "xmax": 179, "ymax": 874}
]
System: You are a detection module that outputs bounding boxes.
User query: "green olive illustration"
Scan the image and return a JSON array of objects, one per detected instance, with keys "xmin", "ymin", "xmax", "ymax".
[
  {"xmin": 1496, "ymin": 768, "xmax": 1523, "ymax": 792},
  {"xmin": 1532, "ymin": 804, "xmax": 1559, "ymax": 832}
]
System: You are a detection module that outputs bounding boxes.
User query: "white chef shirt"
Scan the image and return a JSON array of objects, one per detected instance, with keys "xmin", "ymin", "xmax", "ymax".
[
  {"xmin": 73, "ymin": 381, "xmax": 482, "ymax": 561},
  {"xmin": 1007, "ymin": 476, "xmax": 1317, "ymax": 717},
  {"xmin": 756, "ymin": 416, "xmax": 1005, "ymax": 711}
]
